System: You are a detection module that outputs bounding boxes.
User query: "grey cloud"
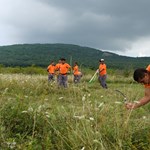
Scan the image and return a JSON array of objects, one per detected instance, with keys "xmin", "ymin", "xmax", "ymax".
[{"xmin": 1, "ymin": 0, "xmax": 150, "ymax": 56}]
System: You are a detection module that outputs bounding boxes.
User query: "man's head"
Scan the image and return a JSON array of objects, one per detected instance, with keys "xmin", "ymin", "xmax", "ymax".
[
  {"xmin": 99, "ymin": 59, "xmax": 104, "ymax": 64},
  {"xmin": 74, "ymin": 62, "xmax": 78, "ymax": 66},
  {"xmin": 61, "ymin": 58, "xmax": 66, "ymax": 64},
  {"xmin": 133, "ymin": 68, "xmax": 150, "ymax": 84},
  {"xmin": 51, "ymin": 61, "xmax": 55, "ymax": 65},
  {"xmin": 58, "ymin": 59, "xmax": 62, "ymax": 64}
]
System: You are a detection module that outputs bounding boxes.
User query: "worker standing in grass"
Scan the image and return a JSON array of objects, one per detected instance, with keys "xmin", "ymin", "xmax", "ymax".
[
  {"xmin": 55, "ymin": 59, "xmax": 62, "ymax": 84},
  {"xmin": 47, "ymin": 61, "xmax": 56, "ymax": 82},
  {"xmin": 126, "ymin": 64, "xmax": 150, "ymax": 109},
  {"xmin": 73, "ymin": 62, "xmax": 82, "ymax": 83},
  {"xmin": 59, "ymin": 58, "xmax": 71, "ymax": 88},
  {"xmin": 98, "ymin": 59, "xmax": 108, "ymax": 89}
]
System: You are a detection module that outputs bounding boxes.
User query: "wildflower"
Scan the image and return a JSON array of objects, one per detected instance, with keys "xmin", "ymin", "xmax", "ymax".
[
  {"xmin": 45, "ymin": 112, "xmax": 49, "ymax": 115},
  {"xmin": 21, "ymin": 111, "xmax": 28, "ymax": 113},
  {"xmin": 100, "ymin": 95, "xmax": 103, "ymax": 98},
  {"xmin": 98, "ymin": 102, "xmax": 104, "ymax": 108},
  {"xmin": 93, "ymin": 139, "xmax": 100, "ymax": 144},
  {"xmin": 28, "ymin": 106, "xmax": 33, "ymax": 112},
  {"xmin": 6, "ymin": 141, "xmax": 16, "ymax": 149},
  {"xmin": 82, "ymin": 96, "xmax": 86, "ymax": 101},
  {"xmin": 89, "ymin": 117, "xmax": 94, "ymax": 121},
  {"xmin": 142, "ymin": 116, "xmax": 146, "ymax": 119},
  {"xmin": 59, "ymin": 97, "xmax": 63, "ymax": 100},
  {"xmin": 88, "ymin": 93, "xmax": 91, "ymax": 97},
  {"xmin": 114, "ymin": 101, "xmax": 122, "ymax": 104},
  {"xmin": 81, "ymin": 147, "xmax": 85, "ymax": 150},
  {"xmin": 74, "ymin": 115, "xmax": 85, "ymax": 120},
  {"xmin": 46, "ymin": 115, "xmax": 50, "ymax": 118}
]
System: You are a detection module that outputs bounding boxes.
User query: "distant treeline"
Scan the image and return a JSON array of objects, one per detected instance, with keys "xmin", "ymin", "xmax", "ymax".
[{"xmin": 0, "ymin": 43, "xmax": 149, "ymax": 69}]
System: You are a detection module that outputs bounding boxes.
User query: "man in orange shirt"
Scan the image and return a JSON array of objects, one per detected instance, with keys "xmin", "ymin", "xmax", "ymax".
[
  {"xmin": 47, "ymin": 61, "xmax": 56, "ymax": 82},
  {"xmin": 73, "ymin": 62, "xmax": 82, "ymax": 83},
  {"xmin": 59, "ymin": 58, "xmax": 71, "ymax": 88},
  {"xmin": 126, "ymin": 64, "xmax": 150, "ymax": 109},
  {"xmin": 55, "ymin": 59, "xmax": 62, "ymax": 84},
  {"xmin": 98, "ymin": 59, "xmax": 107, "ymax": 89}
]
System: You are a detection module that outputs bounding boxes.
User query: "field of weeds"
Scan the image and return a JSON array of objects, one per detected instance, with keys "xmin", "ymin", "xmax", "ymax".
[{"xmin": 0, "ymin": 73, "xmax": 150, "ymax": 150}]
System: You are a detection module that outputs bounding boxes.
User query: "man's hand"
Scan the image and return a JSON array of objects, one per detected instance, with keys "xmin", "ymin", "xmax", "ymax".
[{"xmin": 125, "ymin": 102, "xmax": 136, "ymax": 109}]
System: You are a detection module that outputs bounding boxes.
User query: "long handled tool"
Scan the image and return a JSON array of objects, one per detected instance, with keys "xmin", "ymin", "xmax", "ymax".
[
  {"xmin": 89, "ymin": 70, "xmax": 98, "ymax": 83},
  {"xmin": 115, "ymin": 89, "xmax": 127, "ymax": 103}
]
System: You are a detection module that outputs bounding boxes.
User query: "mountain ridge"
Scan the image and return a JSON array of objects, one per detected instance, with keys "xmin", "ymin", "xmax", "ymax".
[{"xmin": 0, "ymin": 43, "xmax": 149, "ymax": 69}]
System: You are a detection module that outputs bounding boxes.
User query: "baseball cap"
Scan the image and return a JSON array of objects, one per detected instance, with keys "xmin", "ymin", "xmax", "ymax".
[{"xmin": 99, "ymin": 59, "xmax": 104, "ymax": 62}]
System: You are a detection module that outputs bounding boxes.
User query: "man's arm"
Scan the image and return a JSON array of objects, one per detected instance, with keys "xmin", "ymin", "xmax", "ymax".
[{"xmin": 126, "ymin": 88, "xmax": 150, "ymax": 109}]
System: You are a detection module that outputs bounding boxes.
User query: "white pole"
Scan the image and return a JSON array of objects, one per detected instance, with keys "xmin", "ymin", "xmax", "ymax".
[{"xmin": 89, "ymin": 70, "xmax": 98, "ymax": 83}]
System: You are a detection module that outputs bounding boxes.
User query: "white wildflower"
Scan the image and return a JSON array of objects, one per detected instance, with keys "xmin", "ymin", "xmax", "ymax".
[
  {"xmin": 142, "ymin": 116, "xmax": 146, "ymax": 119},
  {"xmin": 101, "ymin": 95, "xmax": 103, "ymax": 98},
  {"xmin": 21, "ymin": 111, "xmax": 28, "ymax": 113},
  {"xmin": 28, "ymin": 106, "xmax": 33, "ymax": 112},
  {"xmin": 82, "ymin": 96, "xmax": 86, "ymax": 101},
  {"xmin": 89, "ymin": 117, "xmax": 94, "ymax": 121},
  {"xmin": 24, "ymin": 95, "xmax": 28, "ymax": 98},
  {"xmin": 81, "ymin": 147, "xmax": 85, "ymax": 150},
  {"xmin": 74, "ymin": 115, "xmax": 85, "ymax": 120},
  {"xmin": 37, "ymin": 105, "xmax": 42, "ymax": 112},
  {"xmin": 115, "ymin": 101, "xmax": 122, "ymax": 104},
  {"xmin": 88, "ymin": 93, "xmax": 91, "ymax": 97},
  {"xmin": 124, "ymin": 97, "xmax": 127, "ymax": 101},
  {"xmin": 45, "ymin": 112, "xmax": 49, "ymax": 115},
  {"xmin": 46, "ymin": 115, "xmax": 50, "ymax": 118},
  {"xmin": 93, "ymin": 139, "xmax": 100, "ymax": 144},
  {"xmin": 98, "ymin": 102, "xmax": 104, "ymax": 108},
  {"xmin": 59, "ymin": 97, "xmax": 63, "ymax": 100}
]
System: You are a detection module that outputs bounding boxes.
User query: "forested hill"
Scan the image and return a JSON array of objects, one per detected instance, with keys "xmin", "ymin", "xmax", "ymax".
[{"xmin": 0, "ymin": 43, "xmax": 149, "ymax": 69}]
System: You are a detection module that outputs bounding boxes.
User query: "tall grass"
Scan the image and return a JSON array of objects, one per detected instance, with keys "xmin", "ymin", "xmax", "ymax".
[{"xmin": 0, "ymin": 73, "xmax": 150, "ymax": 149}]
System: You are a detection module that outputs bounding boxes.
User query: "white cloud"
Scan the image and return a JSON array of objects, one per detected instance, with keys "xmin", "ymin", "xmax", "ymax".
[{"xmin": 124, "ymin": 37, "xmax": 150, "ymax": 57}]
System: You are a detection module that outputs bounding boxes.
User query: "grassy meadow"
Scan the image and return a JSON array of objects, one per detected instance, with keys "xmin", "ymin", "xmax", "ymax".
[{"xmin": 0, "ymin": 69, "xmax": 150, "ymax": 150}]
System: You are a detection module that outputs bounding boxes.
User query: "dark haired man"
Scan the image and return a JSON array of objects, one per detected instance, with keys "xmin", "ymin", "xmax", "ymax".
[
  {"xmin": 47, "ymin": 61, "xmax": 55, "ymax": 82},
  {"xmin": 58, "ymin": 58, "xmax": 71, "ymax": 88},
  {"xmin": 126, "ymin": 65, "xmax": 150, "ymax": 109},
  {"xmin": 73, "ymin": 62, "xmax": 82, "ymax": 83},
  {"xmin": 98, "ymin": 59, "xmax": 107, "ymax": 89}
]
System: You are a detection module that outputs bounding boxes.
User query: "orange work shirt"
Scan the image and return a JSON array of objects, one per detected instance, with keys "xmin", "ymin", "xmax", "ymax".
[
  {"xmin": 59, "ymin": 63, "xmax": 71, "ymax": 74},
  {"xmin": 73, "ymin": 65, "xmax": 80, "ymax": 75},
  {"xmin": 99, "ymin": 64, "xmax": 107, "ymax": 76},
  {"xmin": 145, "ymin": 64, "xmax": 150, "ymax": 88},
  {"xmin": 55, "ymin": 63, "xmax": 61, "ymax": 71},
  {"xmin": 47, "ymin": 65, "xmax": 55, "ymax": 74}
]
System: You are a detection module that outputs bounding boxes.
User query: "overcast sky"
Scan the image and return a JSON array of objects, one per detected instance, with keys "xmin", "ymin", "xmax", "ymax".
[{"xmin": 0, "ymin": 0, "xmax": 150, "ymax": 57}]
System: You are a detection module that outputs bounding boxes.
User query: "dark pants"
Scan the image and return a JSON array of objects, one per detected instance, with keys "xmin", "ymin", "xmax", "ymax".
[
  {"xmin": 59, "ymin": 74, "xmax": 68, "ymax": 88},
  {"xmin": 98, "ymin": 75, "xmax": 107, "ymax": 88},
  {"xmin": 48, "ymin": 73, "xmax": 54, "ymax": 82},
  {"xmin": 74, "ymin": 75, "xmax": 81, "ymax": 83}
]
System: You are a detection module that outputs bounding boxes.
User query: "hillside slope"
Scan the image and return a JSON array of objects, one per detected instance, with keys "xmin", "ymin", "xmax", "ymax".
[{"xmin": 0, "ymin": 43, "xmax": 149, "ymax": 69}]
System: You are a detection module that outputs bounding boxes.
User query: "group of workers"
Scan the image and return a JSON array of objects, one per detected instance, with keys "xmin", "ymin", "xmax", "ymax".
[
  {"xmin": 47, "ymin": 58, "xmax": 150, "ymax": 110},
  {"xmin": 47, "ymin": 58, "xmax": 82, "ymax": 88},
  {"xmin": 47, "ymin": 58, "xmax": 108, "ymax": 88}
]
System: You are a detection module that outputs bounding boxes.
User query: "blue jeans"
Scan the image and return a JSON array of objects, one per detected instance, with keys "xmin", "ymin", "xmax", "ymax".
[
  {"xmin": 99, "ymin": 75, "xmax": 107, "ymax": 88},
  {"xmin": 59, "ymin": 74, "xmax": 68, "ymax": 88},
  {"xmin": 74, "ymin": 75, "xmax": 82, "ymax": 83},
  {"xmin": 48, "ymin": 73, "xmax": 54, "ymax": 82}
]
